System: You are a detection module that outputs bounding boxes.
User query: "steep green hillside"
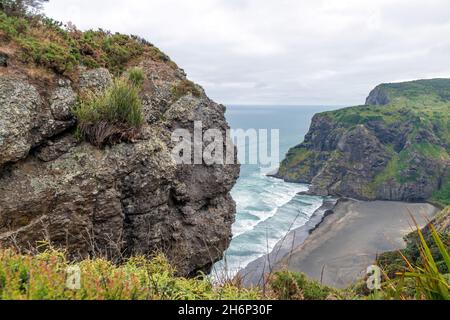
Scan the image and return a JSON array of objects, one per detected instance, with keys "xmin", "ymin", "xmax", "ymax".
[{"xmin": 277, "ymin": 79, "xmax": 450, "ymax": 205}]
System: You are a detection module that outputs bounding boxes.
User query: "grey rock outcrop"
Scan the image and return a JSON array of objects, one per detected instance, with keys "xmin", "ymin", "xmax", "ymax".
[
  {"xmin": 365, "ymin": 85, "xmax": 390, "ymax": 106},
  {"xmin": 0, "ymin": 76, "xmax": 76, "ymax": 168},
  {"xmin": 0, "ymin": 77, "xmax": 43, "ymax": 166},
  {"xmin": 0, "ymin": 60, "xmax": 239, "ymax": 276},
  {"xmin": 79, "ymin": 67, "xmax": 113, "ymax": 92},
  {"xmin": 50, "ymin": 81, "xmax": 77, "ymax": 121}
]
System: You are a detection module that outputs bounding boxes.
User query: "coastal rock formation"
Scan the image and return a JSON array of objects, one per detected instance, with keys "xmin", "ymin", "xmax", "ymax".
[
  {"xmin": 365, "ymin": 85, "xmax": 391, "ymax": 106},
  {"xmin": 276, "ymin": 79, "xmax": 450, "ymax": 203},
  {"xmin": 0, "ymin": 54, "xmax": 239, "ymax": 276}
]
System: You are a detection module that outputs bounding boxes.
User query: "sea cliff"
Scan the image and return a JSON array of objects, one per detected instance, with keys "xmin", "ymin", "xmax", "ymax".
[
  {"xmin": 275, "ymin": 79, "xmax": 450, "ymax": 204},
  {"xmin": 0, "ymin": 12, "xmax": 239, "ymax": 276}
]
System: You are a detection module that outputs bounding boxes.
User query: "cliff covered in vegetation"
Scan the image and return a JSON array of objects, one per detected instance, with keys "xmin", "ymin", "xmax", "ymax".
[
  {"xmin": 0, "ymin": 8, "xmax": 239, "ymax": 276},
  {"xmin": 276, "ymin": 79, "xmax": 450, "ymax": 205}
]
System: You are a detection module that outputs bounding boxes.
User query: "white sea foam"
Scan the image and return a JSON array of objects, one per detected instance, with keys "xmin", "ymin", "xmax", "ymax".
[
  {"xmin": 213, "ymin": 166, "xmax": 323, "ymax": 279},
  {"xmin": 230, "ymin": 170, "xmax": 307, "ymax": 237}
]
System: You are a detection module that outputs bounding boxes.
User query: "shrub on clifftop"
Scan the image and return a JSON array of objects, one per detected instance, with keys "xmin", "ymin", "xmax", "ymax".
[{"xmin": 0, "ymin": 7, "xmax": 176, "ymax": 75}]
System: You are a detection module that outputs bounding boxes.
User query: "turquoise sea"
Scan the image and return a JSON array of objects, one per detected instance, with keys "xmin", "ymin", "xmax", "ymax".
[{"xmin": 212, "ymin": 105, "xmax": 341, "ymax": 278}]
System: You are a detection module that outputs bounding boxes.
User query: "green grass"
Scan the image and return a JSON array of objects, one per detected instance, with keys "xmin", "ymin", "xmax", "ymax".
[
  {"xmin": 320, "ymin": 81, "xmax": 450, "ymax": 137},
  {"xmin": 372, "ymin": 142, "xmax": 448, "ymax": 188},
  {"xmin": 0, "ymin": 10, "xmax": 176, "ymax": 74},
  {"xmin": 380, "ymin": 79, "xmax": 450, "ymax": 102},
  {"xmin": 0, "ymin": 246, "xmax": 336, "ymax": 300},
  {"xmin": 269, "ymin": 270, "xmax": 335, "ymax": 300},
  {"xmin": 17, "ymin": 36, "xmax": 77, "ymax": 74},
  {"xmin": 378, "ymin": 224, "xmax": 450, "ymax": 278},
  {"xmin": 0, "ymin": 248, "xmax": 262, "ymax": 300},
  {"xmin": 373, "ymin": 148, "xmax": 417, "ymax": 185},
  {"xmin": 277, "ymin": 147, "xmax": 314, "ymax": 180},
  {"xmin": 73, "ymin": 76, "xmax": 144, "ymax": 147},
  {"xmin": 127, "ymin": 67, "xmax": 145, "ymax": 88},
  {"xmin": 373, "ymin": 153, "xmax": 400, "ymax": 185},
  {"xmin": 0, "ymin": 216, "xmax": 448, "ymax": 300},
  {"xmin": 413, "ymin": 142, "xmax": 449, "ymax": 161},
  {"xmin": 282, "ymin": 148, "xmax": 312, "ymax": 168}
]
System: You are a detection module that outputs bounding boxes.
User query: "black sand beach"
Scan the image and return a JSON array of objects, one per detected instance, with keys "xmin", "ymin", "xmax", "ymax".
[{"xmin": 241, "ymin": 199, "xmax": 439, "ymax": 288}]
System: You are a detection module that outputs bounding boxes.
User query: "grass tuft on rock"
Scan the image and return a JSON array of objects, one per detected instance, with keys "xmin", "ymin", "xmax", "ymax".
[
  {"xmin": 73, "ymin": 77, "xmax": 144, "ymax": 147},
  {"xmin": 433, "ymin": 173, "xmax": 450, "ymax": 206},
  {"xmin": 127, "ymin": 67, "xmax": 145, "ymax": 88}
]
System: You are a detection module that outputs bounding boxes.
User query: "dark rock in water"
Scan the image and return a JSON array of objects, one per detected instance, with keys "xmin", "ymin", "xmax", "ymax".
[
  {"xmin": 0, "ymin": 58, "xmax": 239, "ymax": 276},
  {"xmin": 277, "ymin": 79, "xmax": 450, "ymax": 203}
]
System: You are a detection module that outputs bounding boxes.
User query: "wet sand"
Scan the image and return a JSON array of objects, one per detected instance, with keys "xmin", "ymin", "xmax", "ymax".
[{"xmin": 240, "ymin": 199, "xmax": 439, "ymax": 288}]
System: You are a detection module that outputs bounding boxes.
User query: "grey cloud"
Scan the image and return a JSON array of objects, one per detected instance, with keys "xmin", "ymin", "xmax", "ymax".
[{"xmin": 45, "ymin": 0, "xmax": 450, "ymax": 106}]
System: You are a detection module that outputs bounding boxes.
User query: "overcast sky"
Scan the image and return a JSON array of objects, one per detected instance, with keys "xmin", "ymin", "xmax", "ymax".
[{"xmin": 44, "ymin": 0, "xmax": 450, "ymax": 106}]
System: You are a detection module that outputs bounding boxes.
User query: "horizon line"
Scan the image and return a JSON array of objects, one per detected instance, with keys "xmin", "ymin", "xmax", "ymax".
[{"xmin": 223, "ymin": 103, "xmax": 349, "ymax": 107}]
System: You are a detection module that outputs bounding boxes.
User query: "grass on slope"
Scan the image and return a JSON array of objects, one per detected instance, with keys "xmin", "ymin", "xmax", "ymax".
[
  {"xmin": 0, "ymin": 10, "xmax": 176, "ymax": 75},
  {"xmin": 318, "ymin": 85, "xmax": 450, "ymax": 193},
  {"xmin": 322, "ymin": 95, "xmax": 450, "ymax": 134},
  {"xmin": 0, "ymin": 247, "xmax": 262, "ymax": 300},
  {"xmin": 0, "ymin": 246, "xmax": 340, "ymax": 300},
  {"xmin": 379, "ymin": 79, "xmax": 450, "ymax": 102}
]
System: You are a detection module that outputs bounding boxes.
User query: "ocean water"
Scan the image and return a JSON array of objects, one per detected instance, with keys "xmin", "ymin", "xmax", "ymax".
[{"xmin": 212, "ymin": 105, "xmax": 341, "ymax": 278}]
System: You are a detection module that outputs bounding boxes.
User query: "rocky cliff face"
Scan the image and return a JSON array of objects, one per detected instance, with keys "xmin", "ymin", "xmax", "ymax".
[
  {"xmin": 0, "ymin": 52, "xmax": 239, "ymax": 276},
  {"xmin": 276, "ymin": 79, "xmax": 450, "ymax": 203}
]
